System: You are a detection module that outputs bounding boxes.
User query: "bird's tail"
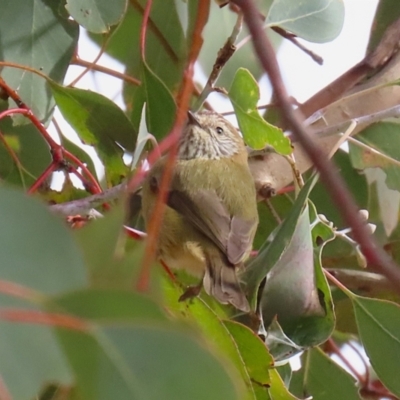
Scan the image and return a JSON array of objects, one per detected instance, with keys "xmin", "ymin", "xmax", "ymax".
[{"xmin": 203, "ymin": 253, "xmax": 250, "ymax": 312}]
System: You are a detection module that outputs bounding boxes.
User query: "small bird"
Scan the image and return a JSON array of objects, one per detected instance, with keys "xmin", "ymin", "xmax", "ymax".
[{"xmin": 141, "ymin": 111, "xmax": 258, "ymax": 312}]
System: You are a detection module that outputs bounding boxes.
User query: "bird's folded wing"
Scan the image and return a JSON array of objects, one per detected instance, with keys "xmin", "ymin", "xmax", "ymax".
[{"xmin": 167, "ymin": 187, "xmax": 254, "ymax": 265}]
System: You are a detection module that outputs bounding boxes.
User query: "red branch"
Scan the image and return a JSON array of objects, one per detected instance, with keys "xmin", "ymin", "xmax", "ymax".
[
  {"xmin": 232, "ymin": 0, "xmax": 400, "ymax": 293},
  {"xmin": 0, "ymin": 280, "xmax": 41, "ymax": 301},
  {"xmin": 0, "ymin": 375, "xmax": 12, "ymax": 400},
  {"xmin": 139, "ymin": 0, "xmax": 153, "ymax": 60},
  {"xmin": 0, "ymin": 78, "xmax": 102, "ymax": 197},
  {"xmin": 0, "ymin": 309, "xmax": 89, "ymax": 332},
  {"xmin": 135, "ymin": 0, "xmax": 210, "ymax": 291}
]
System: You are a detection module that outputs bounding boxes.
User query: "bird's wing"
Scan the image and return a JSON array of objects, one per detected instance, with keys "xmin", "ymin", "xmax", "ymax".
[{"xmin": 167, "ymin": 180, "xmax": 255, "ymax": 265}]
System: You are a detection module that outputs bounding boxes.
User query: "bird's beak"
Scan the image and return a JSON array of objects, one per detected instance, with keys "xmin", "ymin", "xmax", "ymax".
[{"xmin": 187, "ymin": 110, "xmax": 201, "ymax": 127}]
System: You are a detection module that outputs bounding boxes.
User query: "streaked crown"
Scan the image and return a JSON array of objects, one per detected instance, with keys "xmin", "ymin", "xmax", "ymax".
[{"xmin": 178, "ymin": 111, "xmax": 244, "ymax": 160}]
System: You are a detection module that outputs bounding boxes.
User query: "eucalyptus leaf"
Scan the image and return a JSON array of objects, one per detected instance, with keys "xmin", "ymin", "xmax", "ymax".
[
  {"xmin": 302, "ymin": 347, "xmax": 361, "ymax": 400},
  {"xmin": 0, "ymin": 0, "xmax": 78, "ymax": 122},
  {"xmin": 0, "ymin": 185, "xmax": 88, "ymax": 293},
  {"xmin": 50, "ymin": 83, "xmax": 136, "ymax": 185},
  {"xmin": 0, "ymin": 118, "xmax": 51, "ymax": 188},
  {"xmin": 0, "ymin": 185, "xmax": 89, "ymax": 399},
  {"xmin": 162, "ymin": 279, "xmax": 257, "ymax": 400},
  {"xmin": 142, "ymin": 62, "xmax": 176, "ymax": 140},
  {"xmin": 58, "ymin": 321, "xmax": 244, "ymax": 400},
  {"xmin": 65, "ymin": 0, "xmax": 128, "ymax": 33},
  {"xmin": 223, "ymin": 320, "xmax": 272, "ymax": 387},
  {"xmin": 244, "ymin": 176, "xmax": 317, "ymax": 307},
  {"xmin": 268, "ymin": 368, "xmax": 301, "ymax": 400},
  {"xmin": 260, "ymin": 201, "xmax": 335, "ymax": 348},
  {"xmin": 266, "ymin": 0, "xmax": 345, "ymax": 43},
  {"xmin": 0, "ymin": 315, "xmax": 73, "ymax": 400},
  {"xmin": 229, "ymin": 68, "xmax": 291, "ymax": 153},
  {"xmin": 352, "ymin": 296, "xmax": 400, "ymax": 397}
]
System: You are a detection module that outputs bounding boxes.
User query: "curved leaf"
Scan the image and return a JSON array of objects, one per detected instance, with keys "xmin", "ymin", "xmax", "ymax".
[
  {"xmin": 58, "ymin": 321, "xmax": 245, "ymax": 400},
  {"xmin": 66, "ymin": 0, "xmax": 128, "ymax": 33},
  {"xmin": 50, "ymin": 83, "xmax": 136, "ymax": 185},
  {"xmin": 244, "ymin": 176, "xmax": 317, "ymax": 307},
  {"xmin": 353, "ymin": 296, "xmax": 400, "ymax": 397},
  {"xmin": 229, "ymin": 68, "xmax": 292, "ymax": 153},
  {"xmin": 142, "ymin": 63, "xmax": 176, "ymax": 140},
  {"xmin": 266, "ymin": 0, "xmax": 345, "ymax": 43},
  {"xmin": 302, "ymin": 347, "xmax": 361, "ymax": 400},
  {"xmin": 0, "ymin": 185, "xmax": 87, "ymax": 293}
]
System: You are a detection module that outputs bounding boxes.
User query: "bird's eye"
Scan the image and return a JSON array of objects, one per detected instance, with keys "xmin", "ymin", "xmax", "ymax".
[{"xmin": 216, "ymin": 126, "xmax": 224, "ymax": 135}]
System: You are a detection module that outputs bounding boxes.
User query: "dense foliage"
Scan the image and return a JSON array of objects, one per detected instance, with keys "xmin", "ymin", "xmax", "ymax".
[{"xmin": 1, "ymin": 0, "xmax": 400, "ymax": 399}]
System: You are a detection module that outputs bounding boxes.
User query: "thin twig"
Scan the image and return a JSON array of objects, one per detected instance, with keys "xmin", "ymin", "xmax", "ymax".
[
  {"xmin": 130, "ymin": 0, "xmax": 180, "ymax": 64},
  {"xmin": 232, "ymin": 0, "xmax": 400, "ymax": 293},
  {"xmin": 326, "ymin": 269, "xmax": 392, "ymax": 293},
  {"xmin": 69, "ymin": 33, "xmax": 111, "ymax": 87},
  {"xmin": 327, "ymin": 338, "xmax": 366, "ymax": 384},
  {"xmin": 50, "ymin": 183, "xmax": 126, "ymax": 216},
  {"xmin": 313, "ymin": 104, "xmax": 400, "ymax": 139},
  {"xmin": 195, "ymin": 11, "xmax": 243, "ymax": 109},
  {"xmin": 72, "ymin": 57, "xmax": 141, "ymax": 86},
  {"xmin": 271, "ymin": 26, "xmax": 323, "ymax": 65},
  {"xmin": 0, "ymin": 79, "xmax": 103, "ymax": 195}
]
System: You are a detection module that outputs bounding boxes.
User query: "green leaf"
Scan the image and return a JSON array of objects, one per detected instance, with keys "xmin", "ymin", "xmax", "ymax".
[
  {"xmin": 52, "ymin": 288, "xmax": 167, "ymax": 322},
  {"xmin": 352, "ymin": 296, "xmax": 400, "ymax": 397},
  {"xmin": 223, "ymin": 320, "xmax": 272, "ymax": 392},
  {"xmin": 131, "ymin": 104, "xmax": 150, "ymax": 168},
  {"xmin": 0, "ymin": 185, "xmax": 90, "ymax": 399},
  {"xmin": 266, "ymin": 0, "xmax": 345, "ymax": 43},
  {"xmin": 253, "ymin": 194, "xmax": 295, "ymax": 250},
  {"xmin": 162, "ymin": 279, "xmax": 257, "ymax": 400},
  {"xmin": 260, "ymin": 204, "xmax": 320, "ymax": 326},
  {"xmin": 244, "ymin": 176, "xmax": 317, "ymax": 307},
  {"xmin": 268, "ymin": 368, "xmax": 301, "ymax": 400},
  {"xmin": 0, "ymin": 185, "xmax": 88, "ymax": 293},
  {"xmin": 0, "ymin": 309, "xmax": 73, "ymax": 400},
  {"xmin": 0, "ymin": 118, "xmax": 51, "ymax": 188},
  {"xmin": 66, "ymin": 0, "xmax": 128, "ymax": 33},
  {"xmin": 349, "ymin": 122, "xmax": 400, "ymax": 191},
  {"xmin": 264, "ymin": 320, "xmax": 304, "ymax": 362},
  {"xmin": 57, "ymin": 322, "xmax": 245, "ymax": 400},
  {"xmin": 142, "ymin": 62, "xmax": 176, "ymax": 139},
  {"xmin": 73, "ymin": 205, "xmax": 130, "ymax": 287},
  {"xmin": 0, "ymin": 0, "xmax": 78, "ymax": 122},
  {"xmin": 229, "ymin": 68, "xmax": 292, "ymax": 153},
  {"xmin": 50, "ymin": 83, "xmax": 137, "ymax": 185},
  {"xmin": 88, "ymin": 1, "xmax": 186, "ymax": 130},
  {"xmin": 60, "ymin": 133, "xmax": 97, "ymax": 180},
  {"xmin": 260, "ymin": 201, "xmax": 335, "ymax": 348},
  {"xmin": 302, "ymin": 347, "xmax": 361, "ymax": 400}
]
